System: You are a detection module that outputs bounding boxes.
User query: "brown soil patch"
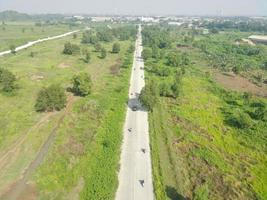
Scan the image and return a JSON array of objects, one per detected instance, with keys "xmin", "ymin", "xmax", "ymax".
[
  {"xmin": 213, "ymin": 71, "xmax": 267, "ymax": 98},
  {"xmin": 58, "ymin": 62, "xmax": 70, "ymax": 69},
  {"xmin": 17, "ymin": 182, "xmax": 38, "ymax": 200}
]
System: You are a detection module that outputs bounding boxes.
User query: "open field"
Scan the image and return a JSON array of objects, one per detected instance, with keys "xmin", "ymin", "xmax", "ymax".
[
  {"xmin": 0, "ymin": 22, "xmax": 77, "ymax": 51},
  {"xmin": 141, "ymin": 25, "xmax": 267, "ymax": 200},
  {"xmin": 0, "ymin": 25, "xmax": 135, "ymax": 199}
]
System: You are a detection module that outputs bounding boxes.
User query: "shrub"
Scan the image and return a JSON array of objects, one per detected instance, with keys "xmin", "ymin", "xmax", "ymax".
[
  {"xmin": 35, "ymin": 84, "xmax": 67, "ymax": 112},
  {"xmin": 63, "ymin": 42, "xmax": 80, "ymax": 55},
  {"xmin": 112, "ymin": 43, "xmax": 120, "ymax": 53},
  {"xmin": 226, "ymin": 109, "xmax": 254, "ymax": 129},
  {"xmin": 10, "ymin": 45, "xmax": 16, "ymax": 54},
  {"xmin": 72, "ymin": 72, "xmax": 92, "ymax": 96},
  {"xmin": 0, "ymin": 68, "xmax": 16, "ymax": 93},
  {"xmin": 100, "ymin": 48, "xmax": 107, "ymax": 59},
  {"xmin": 139, "ymin": 81, "xmax": 158, "ymax": 111}
]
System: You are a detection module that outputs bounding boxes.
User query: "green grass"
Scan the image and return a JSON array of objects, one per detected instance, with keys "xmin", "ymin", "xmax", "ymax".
[
  {"xmin": 142, "ymin": 26, "xmax": 267, "ymax": 199},
  {"xmin": 148, "ymin": 66, "xmax": 267, "ymax": 199},
  {"xmin": 0, "ymin": 22, "xmax": 77, "ymax": 51},
  {"xmin": 0, "ymin": 26, "xmax": 134, "ymax": 199}
]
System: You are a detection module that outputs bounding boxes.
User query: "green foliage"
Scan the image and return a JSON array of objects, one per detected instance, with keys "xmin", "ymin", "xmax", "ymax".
[
  {"xmin": 142, "ymin": 48, "xmax": 152, "ymax": 61},
  {"xmin": 62, "ymin": 42, "xmax": 80, "ymax": 55},
  {"xmin": 82, "ymin": 48, "xmax": 91, "ymax": 63},
  {"xmin": 0, "ymin": 67, "xmax": 16, "ymax": 93},
  {"xmin": 72, "ymin": 72, "xmax": 92, "ymax": 96},
  {"xmin": 171, "ymin": 71, "xmax": 183, "ymax": 98},
  {"xmin": 9, "ymin": 44, "xmax": 16, "ymax": 54},
  {"xmin": 94, "ymin": 43, "xmax": 102, "ymax": 52},
  {"xmin": 193, "ymin": 184, "xmax": 209, "ymax": 200},
  {"xmin": 112, "ymin": 26, "xmax": 137, "ymax": 41},
  {"xmin": 35, "ymin": 84, "xmax": 67, "ymax": 112},
  {"xmin": 166, "ymin": 52, "xmax": 180, "ymax": 67},
  {"xmin": 81, "ymin": 31, "xmax": 98, "ymax": 44},
  {"xmin": 139, "ymin": 81, "xmax": 158, "ymax": 111},
  {"xmin": 96, "ymin": 28, "xmax": 113, "ymax": 42},
  {"xmin": 100, "ymin": 47, "xmax": 107, "ymax": 59},
  {"xmin": 112, "ymin": 42, "xmax": 120, "ymax": 53},
  {"xmin": 142, "ymin": 25, "xmax": 172, "ymax": 49}
]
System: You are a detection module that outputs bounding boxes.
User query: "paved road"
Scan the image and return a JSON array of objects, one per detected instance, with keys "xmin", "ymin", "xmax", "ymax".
[
  {"xmin": 0, "ymin": 30, "xmax": 79, "ymax": 57},
  {"xmin": 116, "ymin": 25, "xmax": 154, "ymax": 200}
]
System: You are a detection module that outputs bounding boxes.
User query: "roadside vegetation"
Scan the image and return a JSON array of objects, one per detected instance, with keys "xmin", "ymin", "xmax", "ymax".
[{"xmin": 141, "ymin": 25, "xmax": 267, "ymax": 200}]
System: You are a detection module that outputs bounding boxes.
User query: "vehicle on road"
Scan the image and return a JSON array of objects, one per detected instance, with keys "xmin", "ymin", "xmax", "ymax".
[{"xmin": 132, "ymin": 105, "xmax": 138, "ymax": 111}]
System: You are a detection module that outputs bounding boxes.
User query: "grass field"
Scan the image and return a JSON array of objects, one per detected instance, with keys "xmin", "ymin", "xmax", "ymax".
[
  {"xmin": 0, "ymin": 26, "xmax": 134, "ymax": 199},
  {"xmin": 0, "ymin": 22, "xmax": 77, "ymax": 51},
  {"xmin": 142, "ymin": 26, "xmax": 267, "ymax": 200}
]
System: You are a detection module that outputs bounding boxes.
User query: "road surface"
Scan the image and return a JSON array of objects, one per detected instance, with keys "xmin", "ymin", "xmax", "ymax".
[
  {"xmin": 0, "ymin": 30, "xmax": 79, "ymax": 57},
  {"xmin": 116, "ymin": 25, "xmax": 154, "ymax": 200}
]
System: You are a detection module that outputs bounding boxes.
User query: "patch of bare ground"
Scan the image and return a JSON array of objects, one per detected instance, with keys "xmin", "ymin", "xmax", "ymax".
[
  {"xmin": 0, "ymin": 112, "xmax": 56, "ymax": 170},
  {"xmin": 110, "ymin": 59, "xmax": 122, "ymax": 75},
  {"xmin": 58, "ymin": 62, "xmax": 70, "ymax": 69},
  {"xmin": 0, "ymin": 94, "xmax": 77, "ymax": 200},
  {"xmin": 213, "ymin": 71, "xmax": 267, "ymax": 98},
  {"xmin": 30, "ymin": 74, "xmax": 44, "ymax": 81},
  {"xmin": 17, "ymin": 182, "xmax": 38, "ymax": 200}
]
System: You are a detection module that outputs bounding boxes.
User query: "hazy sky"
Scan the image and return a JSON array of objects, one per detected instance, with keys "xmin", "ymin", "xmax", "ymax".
[{"xmin": 0, "ymin": 0, "xmax": 266, "ymax": 16}]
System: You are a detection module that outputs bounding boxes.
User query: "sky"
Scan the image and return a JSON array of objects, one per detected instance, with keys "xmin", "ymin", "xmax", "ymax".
[{"xmin": 0, "ymin": 0, "xmax": 266, "ymax": 16}]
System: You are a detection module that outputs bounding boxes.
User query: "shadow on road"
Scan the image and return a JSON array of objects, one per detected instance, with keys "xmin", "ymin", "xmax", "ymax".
[
  {"xmin": 165, "ymin": 186, "xmax": 187, "ymax": 200},
  {"xmin": 127, "ymin": 97, "xmax": 147, "ymax": 112}
]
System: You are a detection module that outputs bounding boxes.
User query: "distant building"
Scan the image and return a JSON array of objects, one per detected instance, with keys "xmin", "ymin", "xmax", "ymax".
[
  {"xmin": 91, "ymin": 17, "xmax": 112, "ymax": 22},
  {"xmin": 73, "ymin": 15, "xmax": 84, "ymax": 20},
  {"xmin": 168, "ymin": 22, "xmax": 183, "ymax": 26}
]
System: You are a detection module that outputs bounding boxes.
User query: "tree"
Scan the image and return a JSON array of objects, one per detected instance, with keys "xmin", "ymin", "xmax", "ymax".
[
  {"xmin": 166, "ymin": 52, "xmax": 180, "ymax": 67},
  {"xmin": 171, "ymin": 71, "xmax": 183, "ymax": 98},
  {"xmin": 142, "ymin": 48, "xmax": 152, "ymax": 61},
  {"xmin": 139, "ymin": 81, "xmax": 158, "ymax": 111},
  {"xmin": 94, "ymin": 43, "xmax": 102, "ymax": 52},
  {"xmin": 82, "ymin": 48, "xmax": 91, "ymax": 63},
  {"xmin": 35, "ymin": 84, "xmax": 67, "ymax": 112},
  {"xmin": 0, "ymin": 68, "xmax": 16, "ymax": 93},
  {"xmin": 127, "ymin": 44, "xmax": 135, "ymax": 53},
  {"xmin": 10, "ymin": 45, "xmax": 16, "ymax": 54},
  {"xmin": 72, "ymin": 72, "xmax": 92, "ymax": 96},
  {"xmin": 73, "ymin": 33, "xmax": 77, "ymax": 39},
  {"xmin": 112, "ymin": 43, "xmax": 120, "ymax": 53},
  {"xmin": 63, "ymin": 42, "xmax": 80, "ymax": 55},
  {"xmin": 100, "ymin": 48, "xmax": 107, "ymax": 59}
]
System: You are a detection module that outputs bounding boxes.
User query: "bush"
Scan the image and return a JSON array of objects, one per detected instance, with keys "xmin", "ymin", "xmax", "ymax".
[
  {"xmin": 142, "ymin": 48, "xmax": 152, "ymax": 61},
  {"xmin": 72, "ymin": 72, "xmax": 92, "ymax": 96},
  {"xmin": 226, "ymin": 109, "xmax": 254, "ymax": 129},
  {"xmin": 10, "ymin": 45, "xmax": 16, "ymax": 54},
  {"xmin": 0, "ymin": 68, "xmax": 16, "ymax": 93},
  {"xmin": 112, "ymin": 43, "xmax": 120, "ymax": 53},
  {"xmin": 100, "ymin": 48, "xmax": 107, "ymax": 59},
  {"xmin": 139, "ymin": 81, "xmax": 158, "ymax": 111},
  {"xmin": 63, "ymin": 42, "xmax": 80, "ymax": 55},
  {"xmin": 35, "ymin": 84, "xmax": 67, "ymax": 112}
]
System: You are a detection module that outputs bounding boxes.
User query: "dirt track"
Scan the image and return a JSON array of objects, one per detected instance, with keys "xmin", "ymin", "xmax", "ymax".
[{"xmin": 0, "ymin": 95, "xmax": 76, "ymax": 200}]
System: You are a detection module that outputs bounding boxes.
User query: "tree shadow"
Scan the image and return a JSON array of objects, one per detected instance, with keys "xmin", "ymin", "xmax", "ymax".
[{"xmin": 165, "ymin": 186, "xmax": 186, "ymax": 200}]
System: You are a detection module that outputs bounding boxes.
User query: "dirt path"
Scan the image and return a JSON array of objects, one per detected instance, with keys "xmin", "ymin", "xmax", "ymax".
[
  {"xmin": 0, "ymin": 112, "xmax": 56, "ymax": 170},
  {"xmin": 0, "ymin": 95, "xmax": 76, "ymax": 200}
]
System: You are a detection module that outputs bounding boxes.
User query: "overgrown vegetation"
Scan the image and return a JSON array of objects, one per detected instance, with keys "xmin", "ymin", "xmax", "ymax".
[
  {"xmin": 35, "ymin": 84, "xmax": 67, "ymax": 112},
  {"xmin": 142, "ymin": 25, "xmax": 267, "ymax": 200},
  {"xmin": 71, "ymin": 72, "xmax": 92, "ymax": 96}
]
